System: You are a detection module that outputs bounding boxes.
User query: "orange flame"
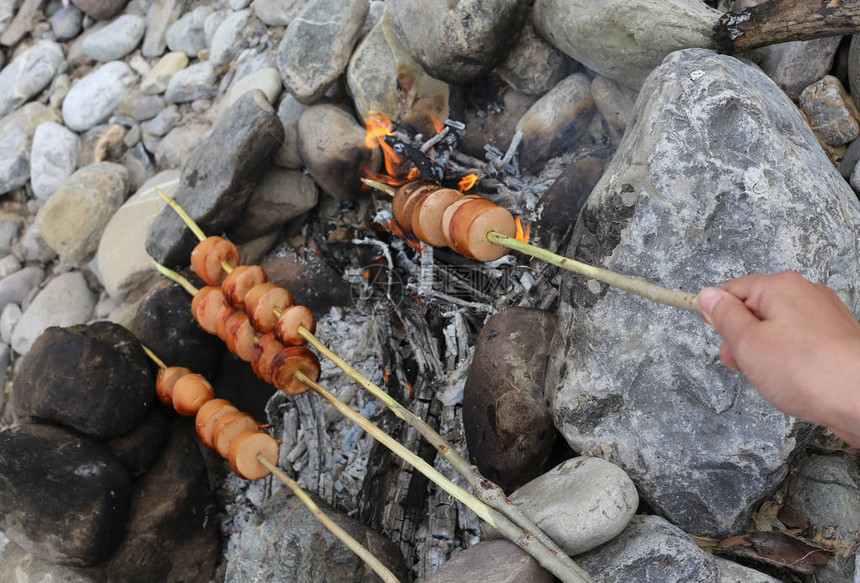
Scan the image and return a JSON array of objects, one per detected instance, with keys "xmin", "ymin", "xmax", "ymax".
[
  {"xmin": 515, "ymin": 217, "xmax": 531, "ymax": 244},
  {"xmin": 364, "ymin": 113, "xmax": 419, "ymax": 186},
  {"xmin": 458, "ymin": 173, "xmax": 479, "ymax": 192},
  {"xmin": 384, "ymin": 219, "xmax": 425, "ymax": 252},
  {"xmin": 431, "ymin": 117, "xmax": 445, "ymax": 134}
]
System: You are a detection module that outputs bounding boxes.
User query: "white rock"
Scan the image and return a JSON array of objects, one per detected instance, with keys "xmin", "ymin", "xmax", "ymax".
[
  {"xmin": 164, "ymin": 61, "xmax": 217, "ymax": 103},
  {"xmin": 62, "ymin": 61, "xmax": 137, "ymax": 132},
  {"xmin": 0, "ymin": 0, "xmax": 15, "ymax": 35},
  {"xmin": 0, "ymin": 302, "xmax": 21, "ymax": 344},
  {"xmin": 96, "ymin": 170, "xmax": 179, "ymax": 300},
  {"xmin": 0, "ymin": 255, "xmax": 21, "ymax": 279},
  {"xmin": 0, "ymin": 102, "xmax": 49, "ymax": 196},
  {"xmin": 166, "ymin": 6, "xmax": 214, "ymax": 57},
  {"xmin": 0, "ymin": 267, "xmax": 44, "ymax": 314},
  {"xmin": 11, "ymin": 272, "xmax": 96, "ymax": 355},
  {"xmin": 29, "ymin": 121, "xmax": 80, "ymax": 200},
  {"xmin": 226, "ymin": 67, "xmax": 281, "ymax": 107},
  {"xmin": 140, "ymin": 51, "xmax": 188, "ymax": 95},
  {"xmin": 0, "ymin": 40, "xmax": 64, "ymax": 118},
  {"xmin": 209, "ymin": 9, "xmax": 250, "ymax": 68},
  {"xmin": 504, "ymin": 457, "xmax": 638, "ymax": 555},
  {"xmin": 82, "ymin": 14, "xmax": 145, "ymax": 62}
]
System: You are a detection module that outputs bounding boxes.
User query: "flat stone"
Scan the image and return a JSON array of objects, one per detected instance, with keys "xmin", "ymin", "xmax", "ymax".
[
  {"xmin": 502, "ymin": 457, "xmax": 638, "ymax": 555},
  {"xmin": 209, "ymin": 9, "xmax": 250, "ymax": 68},
  {"xmin": 515, "ymin": 72, "xmax": 595, "ymax": 172},
  {"xmin": 0, "ymin": 40, "xmax": 63, "ymax": 118},
  {"xmin": 252, "ymin": 0, "xmax": 306, "ymax": 26},
  {"xmin": 228, "ymin": 167, "xmax": 317, "ymax": 243},
  {"xmin": 30, "ymin": 121, "xmax": 81, "ymax": 201},
  {"xmin": 142, "ymin": 0, "xmax": 185, "ymax": 57},
  {"xmin": 297, "ymin": 103, "xmax": 381, "ymax": 200},
  {"xmin": 226, "ymin": 66, "xmax": 281, "ymax": 107},
  {"xmin": 96, "ymin": 170, "xmax": 178, "ymax": 300},
  {"xmin": 165, "ymin": 6, "xmax": 213, "ymax": 57},
  {"xmin": 37, "ymin": 162, "xmax": 128, "ymax": 265},
  {"xmin": 0, "ymin": 102, "xmax": 50, "ymax": 196},
  {"xmin": 346, "ymin": 13, "xmax": 449, "ymax": 135},
  {"xmin": 389, "ymin": 0, "xmax": 530, "ymax": 84},
  {"xmin": 426, "ymin": 540, "xmax": 553, "ymax": 583},
  {"xmin": 277, "ymin": 0, "xmax": 368, "ymax": 104},
  {"xmin": 164, "ymin": 61, "xmax": 218, "ymax": 103},
  {"xmin": 546, "ymin": 49, "xmax": 860, "ymax": 537},
  {"xmin": 225, "ymin": 488, "xmax": 408, "ymax": 583},
  {"xmin": 13, "ymin": 321, "xmax": 154, "ymax": 436},
  {"xmin": 799, "ymin": 75, "xmax": 860, "ymax": 147},
  {"xmin": 759, "ymin": 37, "xmax": 842, "ymax": 101},
  {"xmin": 62, "ymin": 61, "xmax": 137, "ymax": 132},
  {"xmin": 82, "ymin": 14, "xmax": 145, "ymax": 62},
  {"xmin": 11, "ymin": 272, "xmax": 97, "ymax": 355},
  {"xmin": 462, "ymin": 307, "xmax": 558, "ymax": 491},
  {"xmin": 577, "ymin": 515, "xmax": 720, "ymax": 581},
  {"xmin": 145, "ymin": 90, "xmax": 283, "ymax": 266},
  {"xmin": 0, "ymin": 423, "xmax": 131, "ymax": 566},
  {"xmin": 0, "ymin": 266, "xmax": 44, "ymax": 314},
  {"xmin": 51, "ymin": 4, "xmax": 84, "ymax": 41},
  {"xmin": 496, "ymin": 16, "xmax": 573, "ymax": 96},
  {"xmin": 532, "ymin": 0, "xmax": 722, "ymax": 89}
]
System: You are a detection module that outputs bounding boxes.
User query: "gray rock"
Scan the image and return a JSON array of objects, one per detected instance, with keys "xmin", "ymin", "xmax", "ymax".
[
  {"xmin": 799, "ymin": 75, "xmax": 860, "ymax": 147},
  {"xmin": 70, "ymin": 0, "xmax": 127, "ymax": 21},
  {"xmin": 297, "ymin": 103, "xmax": 381, "ymax": 200},
  {"xmin": 140, "ymin": 51, "xmax": 188, "ymax": 95},
  {"xmin": 29, "ymin": 121, "xmax": 81, "ymax": 201},
  {"xmin": 0, "ymin": 213, "xmax": 22, "ymax": 256},
  {"xmin": 0, "ymin": 255, "xmax": 20, "ymax": 279},
  {"xmin": 346, "ymin": 13, "xmax": 449, "ymax": 135},
  {"xmin": 122, "ymin": 141, "xmax": 155, "ymax": 189},
  {"xmin": 228, "ymin": 167, "xmax": 317, "ymax": 242},
  {"xmin": 515, "ymin": 72, "xmax": 595, "ymax": 172},
  {"xmin": 165, "ymin": 6, "xmax": 213, "ymax": 57},
  {"xmin": 62, "ymin": 61, "xmax": 137, "ymax": 132},
  {"xmin": 51, "ymin": 4, "xmax": 84, "ymax": 40},
  {"xmin": 146, "ymin": 103, "xmax": 181, "ymax": 136},
  {"xmin": 590, "ymin": 75, "xmax": 637, "ymax": 147},
  {"xmin": 501, "ymin": 457, "xmax": 638, "ymax": 555},
  {"xmin": 389, "ymin": 0, "xmax": 530, "ymax": 84},
  {"xmin": 426, "ymin": 540, "xmax": 553, "ymax": 583},
  {"xmin": 841, "ymin": 137, "xmax": 860, "ymax": 180},
  {"xmin": 496, "ymin": 17, "xmax": 573, "ymax": 96},
  {"xmin": 759, "ymin": 37, "xmax": 842, "ymax": 101},
  {"xmin": 36, "ymin": 162, "xmax": 129, "ymax": 265},
  {"xmin": 209, "ymin": 9, "xmax": 250, "ymax": 68},
  {"xmin": 0, "ymin": 302, "xmax": 21, "ymax": 344},
  {"xmin": 277, "ymin": 0, "xmax": 368, "ymax": 104},
  {"xmin": 82, "ymin": 14, "xmax": 144, "ymax": 62},
  {"xmin": 225, "ymin": 488, "xmax": 408, "ymax": 583},
  {"xmin": 532, "ymin": 0, "xmax": 722, "ymax": 89},
  {"xmin": 0, "ymin": 267, "xmax": 44, "ymax": 314},
  {"xmin": 164, "ymin": 61, "xmax": 218, "ymax": 103},
  {"xmin": 460, "ymin": 84, "xmax": 539, "ymax": 160},
  {"xmin": 142, "ymin": 0, "xmax": 185, "ymax": 57},
  {"xmin": 577, "ymin": 515, "xmax": 720, "ymax": 581},
  {"xmin": 847, "ymin": 34, "xmax": 860, "ymax": 111},
  {"xmin": 273, "ymin": 94, "xmax": 307, "ymax": 168},
  {"xmin": 0, "ymin": 537, "xmax": 102, "ymax": 582},
  {"xmin": 0, "ymin": 0, "xmax": 15, "ymax": 35},
  {"xmin": 226, "ymin": 66, "xmax": 281, "ymax": 107},
  {"xmin": 152, "ymin": 120, "xmax": 210, "ymax": 169},
  {"xmin": 546, "ymin": 49, "xmax": 860, "ymax": 537},
  {"xmin": 251, "ymin": 0, "xmax": 306, "ymax": 26},
  {"xmin": 0, "ymin": 40, "xmax": 64, "ymax": 119},
  {"xmin": 97, "ymin": 170, "xmax": 178, "ymax": 300},
  {"xmin": 145, "ymin": 90, "xmax": 283, "ymax": 266},
  {"xmin": 0, "ymin": 102, "xmax": 50, "ymax": 196},
  {"xmin": 203, "ymin": 9, "xmax": 227, "ymax": 48},
  {"xmin": 713, "ymin": 556, "xmax": 783, "ymax": 582},
  {"xmin": 11, "ymin": 271, "xmax": 97, "ymax": 355},
  {"xmin": 786, "ymin": 455, "xmax": 860, "ymax": 582}
]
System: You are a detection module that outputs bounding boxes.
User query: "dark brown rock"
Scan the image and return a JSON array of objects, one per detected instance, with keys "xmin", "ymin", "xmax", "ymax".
[
  {"xmin": 13, "ymin": 322, "xmax": 154, "ymax": 438},
  {"xmin": 427, "ymin": 540, "xmax": 553, "ymax": 583},
  {"xmin": 70, "ymin": 0, "xmax": 127, "ymax": 20},
  {"xmin": 297, "ymin": 104, "xmax": 381, "ymax": 200},
  {"xmin": 105, "ymin": 406, "xmax": 171, "ymax": 477},
  {"xmin": 145, "ymin": 90, "xmax": 285, "ymax": 267},
  {"xmin": 260, "ymin": 241, "xmax": 352, "ymax": 314},
  {"xmin": 459, "ymin": 80, "xmax": 540, "ymax": 160},
  {"xmin": 462, "ymin": 308, "xmax": 558, "ymax": 492},
  {"xmin": 129, "ymin": 282, "xmax": 224, "ymax": 380},
  {"xmin": 0, "ymin": 424, "xmax": 131, "ymax": 566},
  {"xmin": 102, "ymin": 420, "xmax": 219, "ymax": 583}
]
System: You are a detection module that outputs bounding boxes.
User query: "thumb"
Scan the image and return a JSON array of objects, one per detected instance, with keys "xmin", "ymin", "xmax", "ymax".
[{"xmin": 699, "ymin": 286, "xmax": 762, "ymax": 351}]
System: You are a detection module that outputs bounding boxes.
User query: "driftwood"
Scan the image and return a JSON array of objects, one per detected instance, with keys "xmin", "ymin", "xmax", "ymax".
[{"xmin": 714, "ymin": 0, "xmax": 860, "ymax": 55}]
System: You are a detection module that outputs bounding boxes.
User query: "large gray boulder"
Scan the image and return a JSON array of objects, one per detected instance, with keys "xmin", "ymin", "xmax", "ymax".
[{"xmin": 546, "ymin": 49, "xmax": 860, "ymax": 537}]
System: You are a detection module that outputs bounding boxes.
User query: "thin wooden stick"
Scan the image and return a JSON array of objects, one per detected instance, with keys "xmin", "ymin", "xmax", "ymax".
[
  {"xmin": 486, "ymin": 231, "xmax": 701, "ymax": 313},
  {"xmin": 141, "ymin": 344, "xmax": 167, "ymax": 369},
  {"xmin": 361, "ymin": 178, "xmax": 397, "ymax": 197},
  {"xmin": 294, "ymin": 372, "xmax": 592, "ymax": 583},
  {"xmin": 152, "ymin": 260, "xmax": 199, "ymax": 295},
  {"xmin": 256, "ymin": 455, "xmax": 401, "ymax": 583},
  {"xmin": 155, "ymin": 188, "xmax": 207, "ymax": 242}
]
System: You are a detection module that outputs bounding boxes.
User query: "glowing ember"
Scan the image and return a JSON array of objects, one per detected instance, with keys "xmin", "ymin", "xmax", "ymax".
[
  {"xmin": 515, "ymin": 217, "xmax": 531, "ymax": 243},
  {"xmin": 458, "ymin": 173, "xmax": 479, "ymax": 192},
  {"xmin": 364, "ymin": 112, "xmax": 419, "ymax": 186}
]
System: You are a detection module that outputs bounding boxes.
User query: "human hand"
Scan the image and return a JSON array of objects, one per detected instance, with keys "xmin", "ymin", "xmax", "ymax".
[{"xmin": 698, "ymin": 272, "xmax": 860, "ymax": 446}]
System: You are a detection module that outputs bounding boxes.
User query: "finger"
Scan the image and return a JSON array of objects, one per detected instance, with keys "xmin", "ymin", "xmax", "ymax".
[
  {"xmin": 719, "ymin": 342, "xmax": 740, "ymax": 372},
  {"xmin": 698, "ymin": 287, "xmax": 761, "ymax": 342}
]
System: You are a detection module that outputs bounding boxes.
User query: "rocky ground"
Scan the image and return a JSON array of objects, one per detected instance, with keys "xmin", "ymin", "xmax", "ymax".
[{"xmin": 1, "ymin": 0, "xmax": 860, "ymax": 582}]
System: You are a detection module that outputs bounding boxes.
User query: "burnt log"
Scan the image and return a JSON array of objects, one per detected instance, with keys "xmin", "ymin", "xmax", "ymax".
[{"xmin": 715, "ymin": 0, "xmax": 860, "ymax": 55}]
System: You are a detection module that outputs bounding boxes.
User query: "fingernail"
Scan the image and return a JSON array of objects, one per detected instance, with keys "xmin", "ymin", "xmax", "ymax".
[{"xmin": 698, "ymin": 287, "xmax": 724, "ymax": 326}]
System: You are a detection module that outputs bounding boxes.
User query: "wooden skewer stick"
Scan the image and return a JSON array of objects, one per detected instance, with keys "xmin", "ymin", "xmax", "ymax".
[
  {"xmin": 155, "ymin": 188, "xmax": 233, "ymax": 274},
  {"xmin": 486, "ymin": 231, "xmax": 701, "ymax": 313},
  {"xmin": 138, "ymin": 345, "xmax": 401, "ymax": 583}
]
